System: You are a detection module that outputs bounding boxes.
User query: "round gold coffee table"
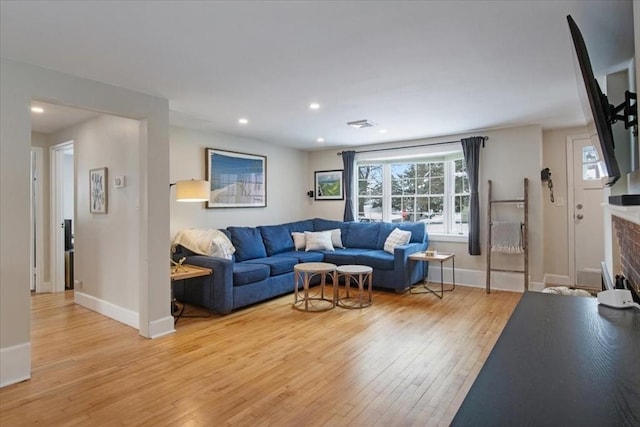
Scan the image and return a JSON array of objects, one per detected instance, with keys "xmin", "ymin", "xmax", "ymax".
[
  {"xmin": 293, "ymin": 262, "xmax": 337, "ymax": 312},
  {"xmin": 336, "ymin": 264, "xmax": 373, "ymax": 309}
]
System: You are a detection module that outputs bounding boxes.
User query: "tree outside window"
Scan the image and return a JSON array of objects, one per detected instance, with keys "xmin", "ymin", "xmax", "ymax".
[{"xmin": 356, "ymin": 156, "xmax": 469, "ymax": 235}]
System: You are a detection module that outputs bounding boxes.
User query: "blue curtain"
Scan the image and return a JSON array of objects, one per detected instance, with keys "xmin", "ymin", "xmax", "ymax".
[
  {"xmin": 341, "ymin": 150, "xmax": 356, "ymax": 222},
  {"xmin": 461, "ymin": 137, "xmax": 483, "ymax": 255}
]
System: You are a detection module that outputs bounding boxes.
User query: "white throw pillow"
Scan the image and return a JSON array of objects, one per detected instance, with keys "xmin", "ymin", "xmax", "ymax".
[
  {"xmin": 383, "ymin": 228, "xmax": 412, "ymax": 254},
  {"xmin": 329, "ymin": 228, "xmax": 344, "ymax": 248},
  {"xmin": 304, "ymin": 230, "xmax": 335, "ymax": 252},
  {"xmin": 172, "ymin": 229, "xmax": 236, "ymax": 260},
  {"xmin": 292, "ymin": 232, "xmax": 306, "ymax": 251}
]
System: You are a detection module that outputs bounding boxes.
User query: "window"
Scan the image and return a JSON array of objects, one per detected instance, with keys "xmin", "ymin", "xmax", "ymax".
[
  {"xmin": 356, "ymin": 154, "xmax": 469, "ymax": 236},
  {"xmin": 582, "ymin": 145, "xmax": 603, "ymax": 181}
]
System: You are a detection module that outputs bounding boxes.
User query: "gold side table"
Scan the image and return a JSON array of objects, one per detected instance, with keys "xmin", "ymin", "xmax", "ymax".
[
  {"xmin": 336, "ymin": 265, "xmax": 373, "ymax": 309},
  {"xmin": 293, "ymin": 262, "xmax": 337, "ymax": 312},
  {"xmin": 170, "ymin": 264, "xmax": 212, "ymax": 324},
  {"xmin": 409, "ymin": 252, "xmax": 455, "ymax": 299}
]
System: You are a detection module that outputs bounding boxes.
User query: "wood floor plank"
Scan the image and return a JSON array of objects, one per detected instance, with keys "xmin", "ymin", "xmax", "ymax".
[{"xmin": 0, "ymin": 286, "xmax": 520, "ymax": 426}]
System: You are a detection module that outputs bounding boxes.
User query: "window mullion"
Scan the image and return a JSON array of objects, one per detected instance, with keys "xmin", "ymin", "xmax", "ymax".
[
  {"xmin": 444, "ymin": 160, "xmax": 452, "ymax": 233},
  {"xmin": 383, "ymin": 164, "xmax": 391, "ymax": 222}
]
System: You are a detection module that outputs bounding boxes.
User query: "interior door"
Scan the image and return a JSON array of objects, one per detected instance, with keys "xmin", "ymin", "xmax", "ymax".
[{"xmin": 572, "ymin": 138, "xmax": 605, "ymax": 289}]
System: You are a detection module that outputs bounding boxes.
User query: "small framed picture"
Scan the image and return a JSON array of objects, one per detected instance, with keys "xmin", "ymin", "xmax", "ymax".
[
  {"xmin": 314, "ymin": 170, "xmax": 344, "ymax": 201},
  {"xmin": 89, "ymin": 167, "xmax": 108, "ymax": 214}
]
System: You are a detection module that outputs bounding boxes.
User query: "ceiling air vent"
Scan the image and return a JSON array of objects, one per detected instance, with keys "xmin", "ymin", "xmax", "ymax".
[{"xmin": 347, "ymin": 119, "xmax": 376, "ymax": 128}]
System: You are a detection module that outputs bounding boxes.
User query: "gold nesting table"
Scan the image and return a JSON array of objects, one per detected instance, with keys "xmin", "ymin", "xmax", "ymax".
[
  {"xmin": 336, "ymin": 264, "xmax": 373, "ymax": 309},
  {"xmin": 293, "ymin": 262, "xmax": 337, "ymax": 312}
]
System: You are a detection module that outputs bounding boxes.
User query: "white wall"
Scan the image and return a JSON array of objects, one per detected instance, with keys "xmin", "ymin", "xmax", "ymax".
[
  {"xmin": 1, "ymin": 58, "xmax": 171, "ymax": 388},
  {"xmin": 170, "ymin": 127, "xmax": 309, "ymax": 235},
  {"xmin": 307, "ymin": 125, "xmax": 544, "ymax": 289},
  {"xmin": 306, "ymin": 149, "xmax": 345, "ymax": 221},
  {"xmin": 51, "ymin": 115, "xmax": 140, "ymax": 312}
]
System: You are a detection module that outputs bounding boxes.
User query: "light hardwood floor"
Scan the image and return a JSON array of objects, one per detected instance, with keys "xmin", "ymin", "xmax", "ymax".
[{"xmin": 1, "ymin": 285, "xmax": 520, "ymax": 426}]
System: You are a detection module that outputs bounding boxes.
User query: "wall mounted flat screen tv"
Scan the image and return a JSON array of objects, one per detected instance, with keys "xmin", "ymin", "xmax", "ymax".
[{"xmin": 567, "ymin": 15, "xmax": 621, "ymax": 187}]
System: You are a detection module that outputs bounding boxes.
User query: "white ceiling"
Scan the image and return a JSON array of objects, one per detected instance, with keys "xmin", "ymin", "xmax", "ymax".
[{"xmin": 1, "ymin": 1, "xmax": 634, "ymax": 150}]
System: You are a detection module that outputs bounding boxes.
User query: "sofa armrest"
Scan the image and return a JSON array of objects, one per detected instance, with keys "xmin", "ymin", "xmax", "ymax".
[
  {"xmin": 393, "ymin": 241, "xmax": 429, "ymax": 286},
  {"xmin": 182, "ymin": 255, "xmax": 235, "ymax": 315}
]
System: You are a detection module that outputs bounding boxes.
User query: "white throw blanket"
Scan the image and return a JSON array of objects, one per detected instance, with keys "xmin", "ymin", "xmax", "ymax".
[
  {"xmin": 491, "ymin": 221, "xmax": 523, "ymax": 254},
  {"xmin": 172, "ymin": 229, "xmax": 235, "ymax": 259}
]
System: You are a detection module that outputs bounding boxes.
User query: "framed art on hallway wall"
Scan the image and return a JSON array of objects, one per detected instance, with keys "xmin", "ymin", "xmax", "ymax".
[
  {"xmin": 89, "ymin": 167, "xmax": 108, "ymax": 214},
  {"xmin": 206, "ymin": 148, "xmax": 267, "ymax": 208}
]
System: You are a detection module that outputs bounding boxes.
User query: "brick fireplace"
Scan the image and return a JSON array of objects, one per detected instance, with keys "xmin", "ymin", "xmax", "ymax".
[{"xmin": 611, "ymin": 215, "xmax": 640, "ymax": 293}]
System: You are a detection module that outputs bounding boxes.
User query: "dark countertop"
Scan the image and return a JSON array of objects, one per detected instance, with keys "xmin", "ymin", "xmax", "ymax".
[{"xmin": 452, "ymin": 292, "xmax": 640, "ymax": 427}]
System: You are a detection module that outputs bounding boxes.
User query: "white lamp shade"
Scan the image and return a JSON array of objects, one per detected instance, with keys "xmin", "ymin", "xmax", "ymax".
[{"xmin": 175, "ymin": 179, "xmax": 209, "ymax": 202}]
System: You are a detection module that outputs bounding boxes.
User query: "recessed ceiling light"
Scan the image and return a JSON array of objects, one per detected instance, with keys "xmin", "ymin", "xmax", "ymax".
[
  {"xmin": 238, "ymin": 118, "xmax": 248, "ymax": 124},
  {"xmin": 378, "ymin": 129, "xmax": 388, "ymax": 134},
  {"xmin": 31, "ymin": 106, "xmax": 44, "ymax": 113},
  {"xmin": 347, "ymin": 119, "xmax": 376, "ymax": 128},
  {"xmin": 317, "ymin": 137, "xmax": 325, "ymax": 143},
  {"xmin": 309, "ymin": 103, "xmax": 320, "ymax": 110}
]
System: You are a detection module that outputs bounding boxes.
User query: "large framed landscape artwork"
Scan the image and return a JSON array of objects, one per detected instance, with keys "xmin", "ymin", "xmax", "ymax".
[
  {"xmin": 206, "ymin": 148, "xmax": 267, "ymax": 208},
  {"xmin": 314, "ymin": 170, "xmax": 344, "ymax": 201}
]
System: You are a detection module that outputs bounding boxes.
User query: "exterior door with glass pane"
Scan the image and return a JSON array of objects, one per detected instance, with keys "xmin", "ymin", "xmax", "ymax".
[{"xmin": 573, "ymin": 138, "xmax": 605, "ymax": 289}]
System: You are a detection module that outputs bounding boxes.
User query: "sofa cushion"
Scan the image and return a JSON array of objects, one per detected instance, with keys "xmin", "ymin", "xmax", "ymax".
[
  {"xmin": 305, "ymin": 230, "xmax": 334, "ymax": 251},
  {"xmin": 383, "ymin": 228, "xmax": 412, "ymax": 253},
  {"xmin": 328, "ymin": 229, "xmax": 344, "ymax": 248},
  {"xmin": 228, "ymin": 227, "xmax": 268, "ymax": 261},
  {"xmin": 244, "ymin": 256, "xmax": 298, "ymax": 276},
  {"xmin": 259, "ymin": 224, "xmax": 295, "ymax": 256},
  {"xmin": 396, "ymin": 222, "xmax": 427, "ymax": 244},
  {"xmin": 285, "ymin": 219, "xmax": 315, "ymax": 233},
  {"xmin": 274, "ymin": 251, "xmax": 324, "ymax": 263},
  {"xmin": 376, "ymin": 221, "xmax": 426, "ymax": 246},
  {"xmin": 313, "ymin": 218, "xmax": 349, "ymax": 243},
  {"xmin": 345, "ymin": 222, "xmax": 381, "ymax": 249},
  {"xmin": 322, "ymin": 248, "xmax": 372, "ymax": 265},
  {"xmin": 356, "ymin": 250, "xmax": 395, "ymax": 270},
  {"xmin": 292, "ymin": 229, "xmax": 343, "ymax": 250},
  {"xmin": 233, "ymin": 262, "xmax": 270, "ymax": 286},
  {"xmin": 292, "ymin": 232, "xmax": 306, "ymax": 250}
]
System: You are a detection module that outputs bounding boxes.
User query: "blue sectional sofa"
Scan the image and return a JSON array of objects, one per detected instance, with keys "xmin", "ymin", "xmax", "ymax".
[{"xmin": 172, "ymin": 218, "xmax": 429, "ymax": 315}]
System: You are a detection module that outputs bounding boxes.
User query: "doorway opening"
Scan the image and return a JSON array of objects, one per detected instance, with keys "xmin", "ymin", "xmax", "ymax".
[{"xmin": 50, "ymin": 141, "xmax": 74, "ymax": 293}]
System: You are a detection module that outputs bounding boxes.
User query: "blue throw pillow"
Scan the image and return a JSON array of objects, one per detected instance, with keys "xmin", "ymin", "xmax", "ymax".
[
  {"xmin": 227, "ymin": 227, "xmax": 268, "ymax": 261},
  {"xmin": 259, "ymin": 224, "xmax": 295, "ymax": 256},
  {"xmin": 345, "ymin": 222, "xmax": 380, "ymax": 249},
  {"xmin": 285, "ymin": 219, "xmax": 315, "ymax": 233},
  {"xmin": 376, "ymin": 222, "xmax": 397, "ymax": 248},
  {"xmin": 396, "ymin": 222, "xmax": 426, "ymax": 243},
  {"xmin": 313, "ymin": 218, "xmax": 349, "ymax": 243}
]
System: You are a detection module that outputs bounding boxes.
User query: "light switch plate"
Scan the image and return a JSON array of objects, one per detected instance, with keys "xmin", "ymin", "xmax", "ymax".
[{"xmin": 114, "ymin": 176, "xmax": 126, "ymax": 188}]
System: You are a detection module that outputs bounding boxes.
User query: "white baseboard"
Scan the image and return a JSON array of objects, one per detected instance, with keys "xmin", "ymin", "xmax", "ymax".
[
  {"xmin": 148, "ymin": 317, "xmax": 175, "ymax": 339},
  {"xmin": 429, "ymin": 267, "xmax": 534, "ymax": 293},
  {"xmin": 0, "ymin": 342, "xmax": 31, "ymax": 388},
  {"xmin": 543, "ymin": 274, "xmax": 570, "ymax": 287},
  {"xmin": 74, "ymin": 291, "xmax": 139, "ymax": 330},
  {"xmin": 74, "ymin": 292, "xmax": 175, "ymax": 339},
  {"xmin": 38, "ymin": 281, "xmax": 52, "ymax": 293}
]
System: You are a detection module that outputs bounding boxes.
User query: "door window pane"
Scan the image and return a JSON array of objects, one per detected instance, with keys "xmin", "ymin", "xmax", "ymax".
[{"xmin": 582, "ymin": 146, "xmax": 603, "ymax": 181}]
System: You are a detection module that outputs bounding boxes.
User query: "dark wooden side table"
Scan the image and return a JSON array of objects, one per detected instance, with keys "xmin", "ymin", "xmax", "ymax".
[
  {"xmin": 170, "ymin": 264, "xmax": 212, "ymax": 324},
  {"xmin": 452, "ymin": 292, "xmax": 640, "ymax": 426}
]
